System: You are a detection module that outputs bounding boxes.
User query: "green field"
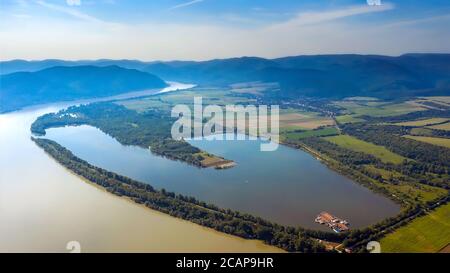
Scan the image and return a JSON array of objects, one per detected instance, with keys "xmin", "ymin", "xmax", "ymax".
[
  {"xmin": 333, "ymin": 101, "xmax": 426, "ymax": 117},
  {"xmin": 343, "ymin": 97, "xmax": 379, "ymax": 101},
  {"xmin": 281, "ymin": 127, "xmax": 338, "ymax": 141},
  {"xmin": 363, "ymin": 165, "xmax": 447, "ymax": 203},
  {"xmin": 279, "ymin": 109, "xmax": 335, "ymax": 130},
  {"xmin": 409, "ymin": 127, "xmax": 435, "ymax": 136},
  {"xmin": 118, "ymin": 88, "xmax": 255, "ymax": 112},
  {"xmin": 380, "ymin": 203, "xmax": 450, "ymax": 253},
  {"xmin": 404, "ymin": 135, "xmax": 450, "ymax": 148},
  {"xmin": 324, "ymin": 135, "xmax": 406, "ymax": 164},
  {"xmin": 393, "ymin": 118, "xmax": 448, "ymax": 127},
  {"xmin": 419, "ymin": 96, "xmax": 450, "ymax": 105},
  {"xmin": 427, "ymin": 122, "xmax": 450, "ymax": 131},
  {"xmin": 335, "ymin": 114, "xmax": 365, "ymax": 124}
]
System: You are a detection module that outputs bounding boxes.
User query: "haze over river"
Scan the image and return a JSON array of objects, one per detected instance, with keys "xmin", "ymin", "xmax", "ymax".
[{"xmin": 0, "ymin": 83, "xmax": 280, "ymax": 252}]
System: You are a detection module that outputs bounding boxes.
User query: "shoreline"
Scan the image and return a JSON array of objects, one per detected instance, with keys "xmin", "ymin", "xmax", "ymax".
[
  {"xmin": 41, "ymin": 151, "xmax": 282, "ymax": 253},
  {"xmin": 32, "ymin": 137, "xmax": 324, "ymax": 252}
]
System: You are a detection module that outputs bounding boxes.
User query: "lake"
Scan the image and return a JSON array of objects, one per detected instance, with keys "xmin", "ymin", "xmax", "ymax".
[{"xmin": 45, "ymin": 125, "xmax": 401, "ymax": 230}]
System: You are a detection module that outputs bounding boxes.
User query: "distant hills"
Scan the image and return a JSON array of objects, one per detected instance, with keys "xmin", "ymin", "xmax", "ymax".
[
  {"xmin": 1, "ymin": 54, "xmax": 449, "ymax": 112},
  {"xmin": 141, "ymin": 54, "xmax": 450, "ymax": 99},
  {"xmin": 0, "ymin": 59, "xmax": 153, "ymax": 75},
  {"xmin": 0, "ymin": 65, "xmax": 167, "ymax": 113}
]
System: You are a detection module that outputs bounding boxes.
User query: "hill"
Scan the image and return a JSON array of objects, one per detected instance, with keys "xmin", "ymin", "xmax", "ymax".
[
  {"xmin": 0, "ymin": 59, "xmax": 154, "ymax": 75},
  {"xmin": 0, "ymin": 65, "xmax": 167, "ymax": 112},
  {"xmin": 142, "ymin": 54, "xmax": 450, "ymax": 99},
  {"xmin": 2, "ymin": 54, "xmax": 449, "ymax": 100}
]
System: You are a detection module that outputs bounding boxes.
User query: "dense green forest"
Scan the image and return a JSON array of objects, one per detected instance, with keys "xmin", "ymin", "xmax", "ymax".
[
  {"xmin": 342, "ymin": 124, "xmax": 450, "ymax": 170},
  {"xmin": 31, "ymin": 103, "xmax": 222, "ymax": 167}
]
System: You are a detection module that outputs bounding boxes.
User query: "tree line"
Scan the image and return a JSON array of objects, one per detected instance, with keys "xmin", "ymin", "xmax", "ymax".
[
  {"xmin": 32, "ymin": 103, "xmax": 207, "ymax": 167},
  {"xmin": 32, "ymin": 137, "xmax": 340, "ymax": 253}
]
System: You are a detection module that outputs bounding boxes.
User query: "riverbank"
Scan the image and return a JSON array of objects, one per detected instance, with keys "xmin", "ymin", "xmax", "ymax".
[
  {"xmin": 0, "ymin": 83, "xmax": 284, "ymax": 253},
  {"xmin": 31, "ymin": 137, "xmax": 326, "ymax": 252}
]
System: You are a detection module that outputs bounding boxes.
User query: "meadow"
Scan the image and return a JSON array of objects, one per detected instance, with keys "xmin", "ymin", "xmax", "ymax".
[
  {"xmin": 324, "ymin": 135, "xmax": 406, "ymax": 164},
  {"xmin": 403, "ymin": 135, "xmax": 450, "ymax": 148},
  {"xmin": 427, "ymin": 122, "xmax": 450, "ymax": 131},
  {"xmin": 335, "ymin": 114, "xmax": 365, "ymax": 124},
  {"xmin": 393, "ymin": 118, "xmax": 448, "ymax": 127},
  {"xmin": 333, "ymin": 100, "xmax": 426, "ymax": 117},
  {"xmin": 281, "ymin": 127, "xmax": 338, "ymax": 142},
  {"xmin": 118, "ymin": 88, "xmax": 257, "ymax": 113},
  {"xmin": 279, "ymin": 111, "xmax": 335, "ymax": 130},
  {"xmin": 380, "ymin": 203, "xmax": 450, "ymax": 253},
  {"xmin": 363, "ymin": 165, "xmax": 447, "ymax": 203}
]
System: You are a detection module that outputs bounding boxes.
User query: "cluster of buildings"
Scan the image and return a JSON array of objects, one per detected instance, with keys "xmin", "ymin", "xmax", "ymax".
[{"xmin": 315, "ymin": 212, "xmax": 350, "ymax": 233}]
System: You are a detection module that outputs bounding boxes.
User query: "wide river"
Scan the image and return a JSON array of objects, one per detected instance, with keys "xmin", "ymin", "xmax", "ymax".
[{"xmin": 0, "ymin": 83, "xmax": 281, "ymax": 252}]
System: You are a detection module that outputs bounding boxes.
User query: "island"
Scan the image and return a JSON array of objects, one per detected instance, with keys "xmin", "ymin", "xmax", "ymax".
[{"xmin": 31, "ymin": 103, "xmax": 235, "ymax": 169}]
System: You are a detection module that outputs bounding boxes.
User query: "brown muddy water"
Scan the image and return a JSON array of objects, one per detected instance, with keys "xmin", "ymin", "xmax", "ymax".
[{"xmin": 0, "ymin": 85, "xmax": 280, "ymax": 253}]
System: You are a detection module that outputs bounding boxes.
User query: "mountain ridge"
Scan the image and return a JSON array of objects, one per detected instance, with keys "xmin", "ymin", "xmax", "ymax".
[
  {"xmin": 1, "ymin": 53, "xmax": 449, "ymax": 104},
  {"xmin": 0, "ymin": 65, "xmax": 167, "ymax": 113}
]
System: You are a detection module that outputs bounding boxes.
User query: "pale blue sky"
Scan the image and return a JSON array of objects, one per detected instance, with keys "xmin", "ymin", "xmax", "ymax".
[{"xmin": 1, "ymin": 0, "xmax": 450, "ymax": 60}]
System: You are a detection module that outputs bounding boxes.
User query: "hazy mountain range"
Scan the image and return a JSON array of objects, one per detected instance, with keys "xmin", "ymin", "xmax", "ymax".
[
  {"xmin": 141, "ymin": 54, "xmax": 450, "ymax": 99},
  {"xmin": 1, "ymin": 54, "xmax": 449, "ymax": 112},
  {"xmin": 0, "ymin": 65, "xmax": 167, "ymax": 113}
]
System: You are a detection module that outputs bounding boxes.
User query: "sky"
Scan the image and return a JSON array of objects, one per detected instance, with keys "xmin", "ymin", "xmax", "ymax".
[{"xmin": 1, "ymin": 0, "xmax": 450, "ymax": 61}]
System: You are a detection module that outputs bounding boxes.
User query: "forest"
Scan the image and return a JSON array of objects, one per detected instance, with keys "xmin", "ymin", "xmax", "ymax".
[{"xmin": 32, "ymin": 103, "xmax": 218, "ymax": 167}]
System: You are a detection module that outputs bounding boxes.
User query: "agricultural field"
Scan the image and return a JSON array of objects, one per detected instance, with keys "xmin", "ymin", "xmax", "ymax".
[
  {"xmin": 324, "ymin": 135, "xmax": 406, "ymax": 164},
  {"xmin": 409, "ymin": 127, "xmax": 435, "ymax": 136},
  {"xmin": 335, "ymin": 114, "xmax": 365, "ymax": 124},
  {"xmin": 380, "ymin": 203, "xmax": 450, "ymax": 253},
  {"xmin": 427, "ymin": 122, "xmax": 450, "ymax": 131},
  {"xmin": 362, "ymin": 165, "xmax": 447, "ymax": 203},
  {"xmin": 117, "ymin": 97, "xmax": 172, "ymax": 112},
  {"xmin": 393, "ymin": 118, "xmax": 448, "ymax": 127},
  {"xmin": 119, "ymin": 87, "xmax": 256, "ymax": 112},
  {"xmin": 281, "ymin": 127, "xmax": 338, "ymax": 142},
  {"xmin": 343, "ymin": 97, "xmax": 379, "ymax": 101},
  {"xmin": 419, "ymin": 96, "xmax": 450, "ymax": 105},
  {"xmin": 333, "ymin": 100, "xmax": 426, "ymax": 117},
  {"xmin": 403, "ymin": 135, "xmax": 450, "ymax": 148},
  {"xmin": 413, "ymin": 97, "xmax": 450, "ymax": 111},
  {"xmin": 279, "ymin": 109, "xmax": 335, "ymax": 131},
  {"xmin": 229, "ymin": 82, "xmax": 279, "ymax": 95}
]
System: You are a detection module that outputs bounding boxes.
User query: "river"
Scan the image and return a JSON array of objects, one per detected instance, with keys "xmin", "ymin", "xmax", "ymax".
[{"xmin": 0, "ymin": 83, "xmax": 281, "ymax": 252}]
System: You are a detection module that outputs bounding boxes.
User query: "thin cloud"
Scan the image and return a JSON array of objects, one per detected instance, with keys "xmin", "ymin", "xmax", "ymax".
[
  {"xmin": 35, "ymin": 0, "xmax": 122, "ymax": 29},
  {"xmin": 383, "ymin": 13, "xmax": 450, "ymax": 28},
  {"xmin": 269, "ymin": 3, "xmax": 394, "ymax": 29},
  {"xmin": 66, "ymin": 0, "xmax": 81, "ymax": 6},
  {"xmin": 169, "ymin": 0, "xmax": 204, "ymax": 11},
  {"xmin": 36, "ymin": 0, "xmax": 101, "ymax": 23}
]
